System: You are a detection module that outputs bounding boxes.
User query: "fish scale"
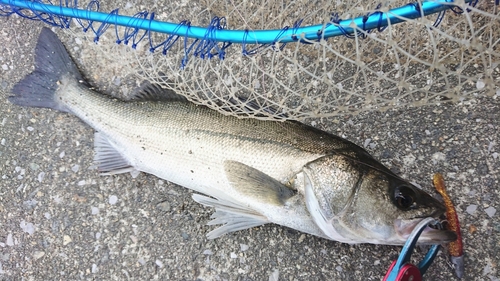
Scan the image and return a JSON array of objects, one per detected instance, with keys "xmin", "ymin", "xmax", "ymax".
[{"xmin": 59, "ymin": 79, "xmax": 319, "ymax": 200}]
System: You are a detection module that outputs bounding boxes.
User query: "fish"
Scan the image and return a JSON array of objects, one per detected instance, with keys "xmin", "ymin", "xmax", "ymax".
[{"xmin": 9, "ymin": 27, "xmax": 456, "ymax": 245}]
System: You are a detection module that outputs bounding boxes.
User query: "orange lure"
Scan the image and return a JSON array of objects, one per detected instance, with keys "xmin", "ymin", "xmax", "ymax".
[{"xmin": 433, "ymin": 173, "xmax": 464, "ymax": 278}]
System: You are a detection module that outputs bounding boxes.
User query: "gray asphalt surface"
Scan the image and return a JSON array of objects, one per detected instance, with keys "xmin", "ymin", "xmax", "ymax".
[{"xmin": 1, "ymin": 4, "xmax": 499, "ymax": 281}]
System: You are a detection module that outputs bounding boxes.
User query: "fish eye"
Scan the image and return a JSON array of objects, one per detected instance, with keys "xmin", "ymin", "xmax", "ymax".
[{"xmin": 394, "ymin": 185, "xmax": 417, "ymax": 210}]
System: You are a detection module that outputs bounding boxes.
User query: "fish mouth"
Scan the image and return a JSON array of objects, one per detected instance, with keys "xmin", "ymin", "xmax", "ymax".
[{"xmin": 395, "ymin": 219, "xmax": 457, "ymax": 244}]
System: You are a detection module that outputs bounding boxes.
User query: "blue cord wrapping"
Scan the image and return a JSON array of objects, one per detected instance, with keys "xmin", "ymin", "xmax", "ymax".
[
  {"xmin": 450, "ymin": 0, "xmax": 478, "ymax": 14},
  {"xmin": 362, "ymin": 4, "xmax": 387, "ymax": 37},
  {"xmin": 76, "ymin": 0, "xmax": 98, "ymax": 33},
  {"xmin": 192, "ymin": 16, "xmax": 228, "ymax": 60},
  {"xmin": 331, "ymin": 13, "xmax": 356, "ymax": 38},
  {"xmin": 152, "ymin": 20, "xmax": 187, "ymax": 55},
  {"xmin": 0, "ymin": 0, "xmax": 484, "ymax": 65}
]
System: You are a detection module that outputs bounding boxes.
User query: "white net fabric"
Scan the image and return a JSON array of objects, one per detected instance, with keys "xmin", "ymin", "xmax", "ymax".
[{"xmin": 67, "ymin": 0, "xmax": 499, "ymax": 120}]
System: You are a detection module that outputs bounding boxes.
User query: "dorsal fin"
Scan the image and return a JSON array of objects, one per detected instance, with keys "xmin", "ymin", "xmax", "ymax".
[
  {"xmin": 130, "ymin": 81, "xmax": 188, "ymax": 102},
  {"xmin": 217, "ymin": 96, "xmax": 289, "ymax": 119}
]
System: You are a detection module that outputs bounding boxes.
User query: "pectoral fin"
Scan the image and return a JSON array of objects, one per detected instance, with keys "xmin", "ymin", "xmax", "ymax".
[
  {"xmin": 192, "ymin": 161, "xmax": 296, "ymax": 238},
  {"xmin": 223, "ymin": 160, "xmax": 296, "ymax": 205}
]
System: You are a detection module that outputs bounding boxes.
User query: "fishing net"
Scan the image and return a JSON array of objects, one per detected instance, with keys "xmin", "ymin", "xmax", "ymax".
[{"xmin": 6, "ymin": 0, "xmax": 499, "ymax": 120}]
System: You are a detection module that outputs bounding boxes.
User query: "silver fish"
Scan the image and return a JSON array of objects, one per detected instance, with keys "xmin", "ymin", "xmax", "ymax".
[{"xmin": 9, "ymin": 28, "xmax": 456, "ymax": 245}]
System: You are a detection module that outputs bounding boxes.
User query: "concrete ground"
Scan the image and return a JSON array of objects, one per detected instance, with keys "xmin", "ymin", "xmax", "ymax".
[{"xmin": 0, "ymin": 3, "xmax": 499, "ymax": 281}]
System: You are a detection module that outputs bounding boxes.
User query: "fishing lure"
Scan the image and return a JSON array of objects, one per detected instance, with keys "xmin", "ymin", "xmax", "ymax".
[{"xmin": 433, "ymin": 173, "xmax": 464, "ymax": 279}]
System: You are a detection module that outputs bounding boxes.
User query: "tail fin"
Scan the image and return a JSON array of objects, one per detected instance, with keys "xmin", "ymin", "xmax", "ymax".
[{"xmin": 9, "ymin": 27, "xmax": 85, "ymax": 111}]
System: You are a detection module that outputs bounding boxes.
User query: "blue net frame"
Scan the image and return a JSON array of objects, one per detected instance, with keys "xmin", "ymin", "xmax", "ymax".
[{"xmin": 0, "ymin": 0, "xmax": 482, "ymax": 67}]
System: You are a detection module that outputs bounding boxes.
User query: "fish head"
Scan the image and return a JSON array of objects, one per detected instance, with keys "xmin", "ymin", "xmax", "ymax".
[{"xmin": 302, "ymin": 154, "xmax": 457, "ymax": 245}]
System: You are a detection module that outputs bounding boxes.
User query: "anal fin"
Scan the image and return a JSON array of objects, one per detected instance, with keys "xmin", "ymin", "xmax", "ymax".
[
  {"xmin": 193, "ymin": 194, "xmax": 269, "ymax": 239},
  {"xmin": 94, "ymin": 132, "xmax": 140, "ymax": 178}
]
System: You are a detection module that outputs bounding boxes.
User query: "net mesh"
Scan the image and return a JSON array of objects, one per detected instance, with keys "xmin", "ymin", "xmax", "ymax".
[{"xmin": 65, "ymin": 0, "xmax": 499, "ymax": 121}]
